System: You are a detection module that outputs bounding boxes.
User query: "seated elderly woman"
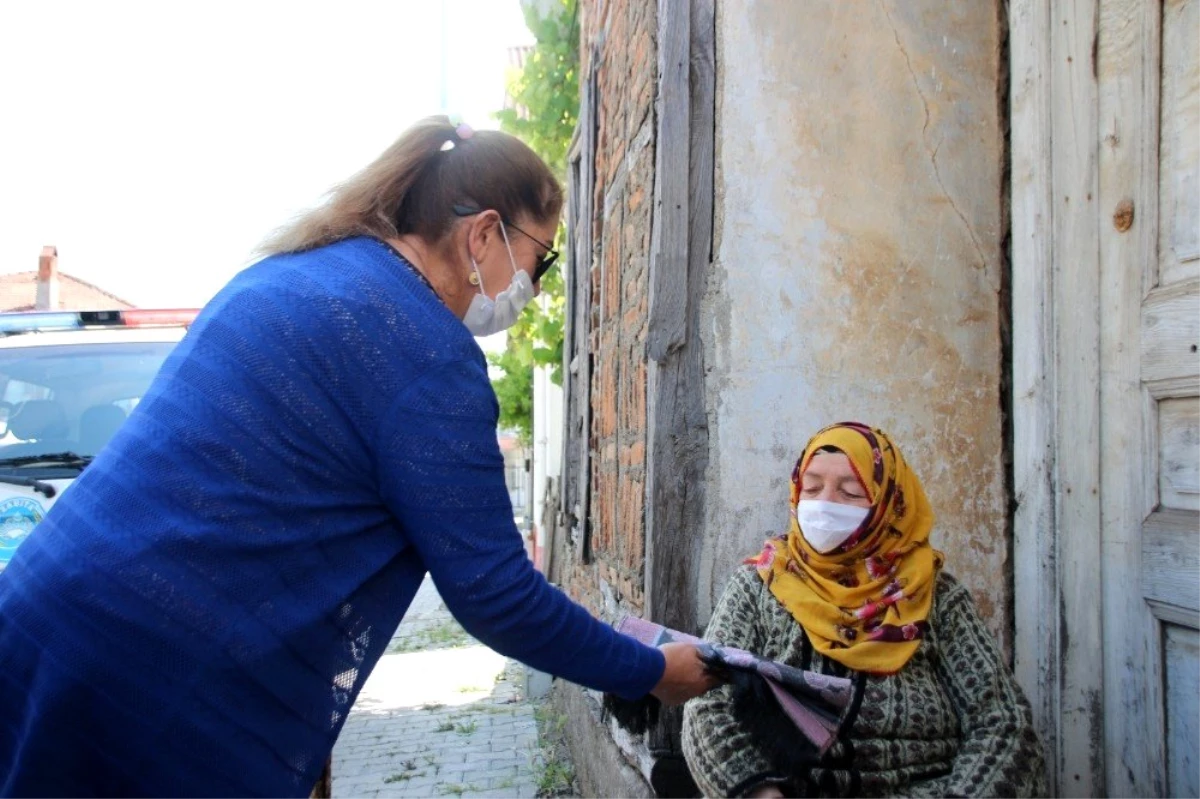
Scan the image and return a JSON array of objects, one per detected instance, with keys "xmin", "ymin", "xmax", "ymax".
[{"xmin": 682, "ymin": 422, "xmax": 1046, "ymax": 798}]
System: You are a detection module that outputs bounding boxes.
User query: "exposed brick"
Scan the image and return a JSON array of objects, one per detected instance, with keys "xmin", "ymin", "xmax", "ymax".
[
  {"xmin": 563, "ymin": 0, "xmax": 657, "ymax": 613},
  {"xmin": 602, "ymin": 213, "xmax": 623, "ymax": 320},
  {"xmin": 628, "ymin": 183, "xmax": 645, "ymax": 213},
  {"xmin": 619, "ymin": 440, "xmax": 645, "ymax": 468},
  {"xmin": 622, "ymin": 279, "xmax": 647, "ymax": 326},
  {"xmin": 618, "ymin": 471, "xmax": 645, "ymax": 571},
  {"xmin": 621, "ymin": 358, "xmax": 646, "ymax": 438},
  {"xmin": 595, "ymin": 357, "xmax": 617, "ymax": 438}
]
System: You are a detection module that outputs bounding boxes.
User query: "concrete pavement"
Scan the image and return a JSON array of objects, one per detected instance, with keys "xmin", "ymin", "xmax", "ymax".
[{"xmin": 331, "ymin": 577, "xmax": 567, "ymax": 799}]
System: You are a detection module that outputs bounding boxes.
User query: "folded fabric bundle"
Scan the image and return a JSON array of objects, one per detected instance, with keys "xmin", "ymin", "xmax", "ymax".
[{"xmin": 603, "ymin": 616, "xmax": 854, "ymax": 758}]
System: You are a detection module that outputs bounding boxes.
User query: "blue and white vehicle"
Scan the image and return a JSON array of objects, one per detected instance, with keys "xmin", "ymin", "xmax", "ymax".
[{"xmin": 0, "ymin": 309, "xmax": 197, "ymax": 570}]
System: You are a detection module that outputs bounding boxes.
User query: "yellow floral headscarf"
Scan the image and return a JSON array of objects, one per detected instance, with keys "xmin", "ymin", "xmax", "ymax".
[{"xmin": 745, "ymin": 422, "xmax": 943, "ymax": 675}]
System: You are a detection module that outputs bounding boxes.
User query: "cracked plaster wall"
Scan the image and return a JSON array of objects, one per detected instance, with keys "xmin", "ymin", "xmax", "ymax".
[{"xmin": 700, "ymin": 1, "xmax": 1011, "ymax": 648}]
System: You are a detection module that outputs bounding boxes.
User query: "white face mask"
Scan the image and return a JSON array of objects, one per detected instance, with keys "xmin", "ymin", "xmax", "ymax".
[
  {"xmin": 796, "ymin": 499, "xmax": 871, "ymax": 554},
  {"xmin": 462, "ymin": 224, "xmax": 534, "ymax": 337}
]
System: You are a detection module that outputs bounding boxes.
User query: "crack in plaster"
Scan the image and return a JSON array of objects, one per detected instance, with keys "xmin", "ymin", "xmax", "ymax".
[{"xmin": 881, "ymin": 1, "xmax": 989, "ymax": 271}]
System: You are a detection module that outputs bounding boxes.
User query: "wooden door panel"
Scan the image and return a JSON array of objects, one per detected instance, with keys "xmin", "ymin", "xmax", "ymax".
[
  {"xmin": 1160, "ymin": 0, "xmax": 1199, "ymax": 280},
  {"xmin": 1164, "ymin": 623, "xmax": 1199, "ymax": 797},
  {"xmin": 1157, "ymin": 397, "xmax": 1200, "ymax": 511},
  {"xmin": 1142, "ymin": 508, "xmax": 1200, "ymax": 618},
  {"xmin": 1141, "ymin": 282, "xmax": 1200, "ymax": 389},
  {"xmin": 1149, "ymin": 3, "xmax": 1200, "ymax": 797}
]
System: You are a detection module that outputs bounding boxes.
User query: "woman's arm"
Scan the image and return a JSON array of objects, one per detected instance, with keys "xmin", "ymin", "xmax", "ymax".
[
  {"xmin": 682, "ymin": 567, "xmax": 793, "ymax": 798},
  {"xmin": 378, "ymin": 358, "xmax": 714, "ymax": 703},
  {"xmin": 924, "ymin": 577, "xmax": 1049, "ymax": 798}
]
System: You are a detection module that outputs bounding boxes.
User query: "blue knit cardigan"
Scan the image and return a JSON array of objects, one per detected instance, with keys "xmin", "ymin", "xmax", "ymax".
[{"xmin": 0, "ymin": 237, "xmax": 664, "ymax": 797}]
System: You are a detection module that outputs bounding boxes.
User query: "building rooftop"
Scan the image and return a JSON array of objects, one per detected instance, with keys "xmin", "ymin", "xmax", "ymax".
[{"xmin": 0, "ymin": 246, "xmax": 133, "ymax": 312}]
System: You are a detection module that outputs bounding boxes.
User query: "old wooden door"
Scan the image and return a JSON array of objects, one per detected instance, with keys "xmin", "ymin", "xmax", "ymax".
[
  {"xmin": 1013, "ymin": 0, "xmax": 1199, "ymax": 795},
  {"xmin": 1099, "ymin": 0, "xmax": 1199, "ymax": 795}
]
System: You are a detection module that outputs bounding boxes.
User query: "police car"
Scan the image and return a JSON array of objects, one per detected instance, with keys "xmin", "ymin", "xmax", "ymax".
[{"xmin": 0, "ymin": 309, "xmax": 197, "ymax": 570}]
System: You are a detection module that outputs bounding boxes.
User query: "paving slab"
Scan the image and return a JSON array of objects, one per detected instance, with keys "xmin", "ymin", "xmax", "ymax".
[{"xmin": 331, "ymin": 576, "xmax": 577, "ymax": 799}]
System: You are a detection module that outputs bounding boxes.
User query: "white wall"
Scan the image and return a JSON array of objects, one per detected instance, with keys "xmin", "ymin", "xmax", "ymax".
[
  {"xmin": 701, "ymin": 0, "xmax": 1010, "ymax": 644},
  {"xmin": 533, "ymin": 362, "xmax": 563, "ymax": 556}
]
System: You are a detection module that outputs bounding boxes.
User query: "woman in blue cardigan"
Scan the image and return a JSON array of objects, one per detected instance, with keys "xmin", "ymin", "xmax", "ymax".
[{"xmin": 0, "ymin": 116, "xmax": 714, "ymax": 797}]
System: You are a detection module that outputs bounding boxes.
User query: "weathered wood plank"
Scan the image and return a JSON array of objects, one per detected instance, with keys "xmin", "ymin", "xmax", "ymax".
[
  {"xmin": 644, "ymin": 0, "xmax": 714, "ymax": 782},
  {"xmin": 645, "ymin": 0, "xmax": 690, "ymax": 363},
  {"xmin": 645, "ymin": 0, "xmax": 714, "ymax": 634},
  {"xmin": 1150, "ymin": 599, "xmax": 1200, "ymax": 627},
  {"xmin": 1142, "ymin": 279, "xmax": 1200, "ymax": 387},
  {"xmin": 1052, "ymin": 0, "xmax": 1105, "ymax": 794},
  {"xmin": 645, "ymin": 0, "xmax": 692, "ymax": 629},
  {"xmin": 688, "ymin": 0, "xmax": 715, "ymax": 271},
  {"xmin": 1143, "ymin": 508, "xmax": 1200, "ymax": 616},
  {"xmin": 1097, "ymin": 0, "xmax": 1168, "ymax": 794},
  {"xmin": 560, "ymin": 66, "xmax": 598, "ymax": 569},
  {"xmin": 576, "ymin": 68, "xmax": 595, "ymax": 564},
  {"xmin": 1009, "ymin": 2, "xmax": 1059, "ymax": 790}
]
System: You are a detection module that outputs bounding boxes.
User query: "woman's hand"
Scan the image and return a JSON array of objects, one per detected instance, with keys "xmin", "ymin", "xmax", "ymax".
[
  {"xmin": 649, "ymin": 642, "xmax": 720, "ymax": 705},
  {"xmin": 746, "ymin": 785, "xmax": 786, "ymax": 798}
]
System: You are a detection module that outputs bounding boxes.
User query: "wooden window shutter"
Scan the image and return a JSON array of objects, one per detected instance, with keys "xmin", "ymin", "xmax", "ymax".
[{"xmin": 559, "ymin": 64, "xmax": 598, "ymax": 566}]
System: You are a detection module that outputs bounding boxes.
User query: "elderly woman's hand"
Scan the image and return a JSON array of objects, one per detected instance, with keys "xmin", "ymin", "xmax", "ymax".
[
  {"xmin": 746, "ymin": 785, "xmax": 786, "ymax": 798},
  {"xmin": 649, "ymin": 642, "xmax": 721, "ymax": 705}
]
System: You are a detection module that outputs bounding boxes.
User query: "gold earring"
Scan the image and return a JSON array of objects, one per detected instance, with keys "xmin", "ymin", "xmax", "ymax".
[{"xmin": 468, "ymin": 272, "xmax": 480, "ymax": 286}]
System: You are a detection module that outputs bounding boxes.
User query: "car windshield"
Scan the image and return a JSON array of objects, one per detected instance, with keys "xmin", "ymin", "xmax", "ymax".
[{"xmin": 0, "ymin": 341, "xmax": 176, "ymax": 465}]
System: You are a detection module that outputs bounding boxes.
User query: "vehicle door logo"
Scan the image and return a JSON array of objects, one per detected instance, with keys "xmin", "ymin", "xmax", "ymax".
[{"xmin": 0, "ymin": 497, "xmax": 45, "ymax": 568}]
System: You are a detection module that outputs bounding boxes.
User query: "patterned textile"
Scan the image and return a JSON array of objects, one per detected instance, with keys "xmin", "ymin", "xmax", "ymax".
[
  {"xmin": 0, "ymin": 237, "xmax": 665, "ymax": 797},
  {"xmin": 749, "ymin": 423, "xmax": 943, "ymax": 674},
  {"xmin": 613, "ymin": 616, "xmax": 853, "ymax": 755},
  {"xmin": 682, "ymin": 567, "xmax": 1048, "ymax": 798}
]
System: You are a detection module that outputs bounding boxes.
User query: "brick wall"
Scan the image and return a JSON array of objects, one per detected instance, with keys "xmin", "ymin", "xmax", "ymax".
[{"xmin": 556, "ymin": 0, "xmax": 655, "ymax": 619}]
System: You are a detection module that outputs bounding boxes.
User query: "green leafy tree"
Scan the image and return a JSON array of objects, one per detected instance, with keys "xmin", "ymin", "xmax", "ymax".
[
  {"xmin": 495, "ymin": 0, "xmax": 579, "ymax": 178},
  {"xmin": 488, "ymin": 0, "xmax": 577, "ymax": 444}
]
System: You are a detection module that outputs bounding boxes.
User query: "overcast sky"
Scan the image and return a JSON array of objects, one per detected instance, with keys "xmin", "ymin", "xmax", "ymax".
[{"xmin": 0, "ymin": 1, "xmax": 532, "ymax": 313}]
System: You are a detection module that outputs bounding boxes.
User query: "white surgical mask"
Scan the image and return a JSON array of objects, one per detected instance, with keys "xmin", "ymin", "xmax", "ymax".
[
  {"xmin": 796, "ymin": 499, "xmax": 870, "ymax": 553},
  {"xmin": 462, "ymin": 224, "xmax": 534, "ymax": 337}
]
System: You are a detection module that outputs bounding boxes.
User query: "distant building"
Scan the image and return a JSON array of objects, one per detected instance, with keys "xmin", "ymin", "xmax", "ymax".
[
  {"xmin": 503, "ymin": 44, "xmax": 534, "ymax": 120},
  {"xmin": 497, "ymin": 429, "xmax": 537, "ymax": 565},
  {"xmin": 0, "ymin": 246, "xmax": 133, "ymax": 312},
  {"xmin": 497, "ymin": 430, "xmax": 531, "ymax": 519}
]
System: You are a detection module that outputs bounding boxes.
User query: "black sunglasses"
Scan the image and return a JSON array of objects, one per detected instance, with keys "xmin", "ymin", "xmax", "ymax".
[{"xmin": 453, "ymin": 204, "xmax": 560, "ymax": 283}]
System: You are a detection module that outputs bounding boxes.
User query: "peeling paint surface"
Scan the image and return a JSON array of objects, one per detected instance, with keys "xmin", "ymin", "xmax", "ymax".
[{"xmin": 702, "ymin": 0, "xmax": 1010, "ymax": 647}]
